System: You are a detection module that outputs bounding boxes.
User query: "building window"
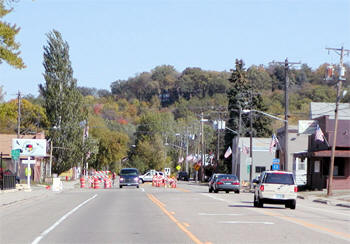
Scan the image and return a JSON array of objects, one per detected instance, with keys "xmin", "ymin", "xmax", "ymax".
[
  {"xmin": 334, "ymin": 159, "xmax": 345, "ymax": 176},
  {"xmin": 255, "ymin": 166, "xmax": 266, "ymax": 173},
  {"xmin": 322, "ymin": 158, "xmax": 345, "ymax": 176}
]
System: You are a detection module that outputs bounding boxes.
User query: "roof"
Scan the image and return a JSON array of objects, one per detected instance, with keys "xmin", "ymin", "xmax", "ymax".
[{"xmin": 310, "ymin": 102, "xmax": 350, "ymax": 120}]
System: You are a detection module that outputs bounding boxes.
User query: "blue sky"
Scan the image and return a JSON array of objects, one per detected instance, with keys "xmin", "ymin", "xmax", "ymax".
[{"xmin": 1, "ymin": 0, "xmax": 350, "ymax": 101}]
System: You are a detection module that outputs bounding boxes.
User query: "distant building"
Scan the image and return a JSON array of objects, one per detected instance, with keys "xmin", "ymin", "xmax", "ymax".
[
  {"xmin": 294, "ymin": 115, "xmax": 350, "ymax": 190},
  {"xmin": 234, "ymin": 137, "xmax": 275, "ymax": 183},
  {"xmin": 276, "ymin": 125, "xmax": 309, "ymax": 173}
]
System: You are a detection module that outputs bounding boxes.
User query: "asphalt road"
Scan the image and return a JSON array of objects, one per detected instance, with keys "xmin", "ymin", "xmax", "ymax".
[{"xmin": 1, "ymin": 182, "xmax": 349, "ymax": 244}]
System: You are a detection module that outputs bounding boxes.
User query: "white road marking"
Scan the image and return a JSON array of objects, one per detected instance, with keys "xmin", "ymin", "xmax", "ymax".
[
  {"xmin": 219, "ymin": 221, "xmax": 274, "ymax": 225},
  {"xmin": 299, "ymin": 204, "xmax": 350, "ymax": 217},
  {"xmin": 140, "ymin": 188, "xmax": 145, "ymax": 192},
  {"xmin": 31, "ymin": 194, "xmax": 98, "ymax": 244},
  {"xmin": 199, "ymin": 213, "xmax": 243, "ymax": 216},
  {"xmin": 201, "ymin": 193, "xmax": 231, "ymax": 203}
]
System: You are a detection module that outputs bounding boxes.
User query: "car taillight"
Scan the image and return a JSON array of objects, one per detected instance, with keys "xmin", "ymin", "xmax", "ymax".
[
  {"xmin": 217, "ymin": 181, "xmax": 223, "ymax": 185},
  {"xmin": 294, "ymin": 186, "xmax": 298, "ymax": 192},
  {"xmin": 260, "ymin": 185, "xmax": 264, "ymax": 191},
  {"xmin": 232, "ymin": 182, "xmax": 240, "ymax": 185}
]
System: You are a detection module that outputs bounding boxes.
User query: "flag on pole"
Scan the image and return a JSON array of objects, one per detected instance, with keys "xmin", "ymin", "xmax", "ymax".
[
  {"xmin": 315, "ymin": 124, "xmax": 325, "ymax": 142},
  {"xmin": 269, "ymin": 134, "xmax": 279, "ymax": 153},
  {"xmin": 242, "ymin": 146, "xmax": 250, "ymax": 155},
  {"xmin": 224, "ymin": 146, "xmax": 232, "ymax": 158}
]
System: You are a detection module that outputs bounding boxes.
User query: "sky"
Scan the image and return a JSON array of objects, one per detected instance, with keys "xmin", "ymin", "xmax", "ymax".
[{"xmin": 1, "ymin": 0, "xmax": 350, "ymax": 101}]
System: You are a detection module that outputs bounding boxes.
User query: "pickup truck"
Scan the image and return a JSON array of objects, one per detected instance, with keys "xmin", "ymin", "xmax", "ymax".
[{"xmin": 139, "ymin": 170, "xmax": 164, "ymax": 183}]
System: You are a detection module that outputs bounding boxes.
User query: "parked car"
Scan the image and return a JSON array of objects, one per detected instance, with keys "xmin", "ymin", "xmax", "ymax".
[
  {"xmin": 139, "ymin": 170, "xmax": 163, "ymax": 183},
  {"xmin": 119, "ymin": 168, "xmax": 139, "ymax": 188},
  {"xmin": 253, "ymin": 170, "xmax": 297, "ymax": 209},
  {"xmin": 210, "ymin": 174, "xmax": 240, "ymax": 194},
  {"xmin": 177, "ymin": 171, "xmax": 189, "ymax": 181},
  {"xmin": 208, "ymin": 173, "xmax": 220, "ymax": 193}
]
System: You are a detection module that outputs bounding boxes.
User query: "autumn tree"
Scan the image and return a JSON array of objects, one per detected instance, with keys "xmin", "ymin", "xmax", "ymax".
[{"xmin": 0, "ymin": 0, "xmax": 25, "ymax": 68}]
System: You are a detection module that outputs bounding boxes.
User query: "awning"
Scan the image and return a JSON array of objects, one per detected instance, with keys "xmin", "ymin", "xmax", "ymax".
[{"xmin": 294, "ymin": 150, "xmax": 350, "ymax": 158}]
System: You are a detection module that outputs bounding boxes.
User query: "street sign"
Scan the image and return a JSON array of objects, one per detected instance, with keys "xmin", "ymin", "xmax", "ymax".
[
  {"xmin": 272, "ymin": 164, "xmax": 280, "ymax": 170},
  {"xmin": 176, "ymin": 165, "xmax": 181, "ymax": 171},
  {"xmin": 11, "ymin": 149, "xmax": 20, "ymax": 160},
  {"xmin": 272, "ymin": 158, "xmax": 280, "ymax": 163},
  {"xmin": 22, "ymin": 160, "xmax": 36, "ymax": 164},
  {"xmin": 194, "ymin": 164, "xmax": 200, "ymax": 171}
]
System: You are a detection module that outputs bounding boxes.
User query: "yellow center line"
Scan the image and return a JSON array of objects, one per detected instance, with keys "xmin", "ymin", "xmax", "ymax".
[
  {"xmin": 263, "ymin": 210, "xmax": 350, "ymax": 240},
  {"xmin": 183, "ymin": 222, "xmax": 190, "ymax": 227},
  {"xmin": 147, "ymin": 193, "xmax": 203, "ymax": 244},
  {"xmin": 176, "ymin": 187, "xmax": 191, "ymax": 192}
]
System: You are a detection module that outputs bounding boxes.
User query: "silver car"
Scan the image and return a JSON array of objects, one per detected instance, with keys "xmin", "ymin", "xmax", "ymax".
[{"xmin": 211, "ymin": 174, "xmax": 240, "ymax": 194}]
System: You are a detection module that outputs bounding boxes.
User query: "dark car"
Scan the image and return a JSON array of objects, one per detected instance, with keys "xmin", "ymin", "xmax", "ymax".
[
  {"xmin": 211, "ymin": 174, "xmax": 240, "ymax": 194},
  {"xmin": 177, "ymin": 171, "xmax": 189, "ymax": 181},
  {"xmin": 119, "ymin": 168, "xmax": 139, "ymax": 188}
]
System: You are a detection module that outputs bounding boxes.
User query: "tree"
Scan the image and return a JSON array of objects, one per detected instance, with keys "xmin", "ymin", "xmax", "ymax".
[
  {"xmin": 0, "ymin": 0, "xmax": 25, "ymax": 68},
  {"xmin": 39, "ymin": 30, "xmax": 86, "ymax": 175},
  {"xmin": 225, "ymin": 59, "xmax": 272, "ymax": 172}
]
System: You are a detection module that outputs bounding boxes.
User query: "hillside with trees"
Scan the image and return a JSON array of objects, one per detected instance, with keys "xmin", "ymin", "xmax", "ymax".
[{"xmin": 1, "ymin": 28, "xmax": 349, "ymax": 176}]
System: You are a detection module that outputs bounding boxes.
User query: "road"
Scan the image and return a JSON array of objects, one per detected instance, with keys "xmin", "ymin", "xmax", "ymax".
[{"xmin": 1, "ymin": 181, "xmax": 349, "ymax": 244}]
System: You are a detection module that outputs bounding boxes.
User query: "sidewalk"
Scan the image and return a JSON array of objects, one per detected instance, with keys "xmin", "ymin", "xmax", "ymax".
[
  {"xmin": 297, "ymin": 189, "xmax": 350, "ymax": 208},
  {"xmin": 0, "ymin": 179, "xmax": 80, "ymax": 207}
]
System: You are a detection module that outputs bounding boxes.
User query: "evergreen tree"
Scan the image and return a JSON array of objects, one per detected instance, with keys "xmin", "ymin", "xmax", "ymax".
[
  {"xmin": 0, "ymin": 0, "xmax": 25, "ymax": 68},
  {"xmin": 39, "ymin": 30, "xmax": 86, "ymax": 174},
  {"xmin": 225, "ymin": 59, "xmax": 272, "ymax": 171}
]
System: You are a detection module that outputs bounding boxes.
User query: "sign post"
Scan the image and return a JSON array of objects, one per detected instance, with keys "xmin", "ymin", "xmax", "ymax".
[{"xmin": 22, "ymin": 157, "xmax": 36, "ymax": 189}]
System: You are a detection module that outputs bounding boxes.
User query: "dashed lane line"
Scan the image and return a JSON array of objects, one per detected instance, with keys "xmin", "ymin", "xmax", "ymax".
[{"xmin": 147, "ymin": 193, "xmax": 204, "ymax": 244}]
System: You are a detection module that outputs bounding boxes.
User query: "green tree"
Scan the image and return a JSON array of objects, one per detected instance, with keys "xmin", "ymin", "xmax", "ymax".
[
  {"xmin": 39, "ymin": 30, "xmax": 86, "ymax": 175},
  {"xmin": 0, "ymin": 0, "xmax": 25, "ymax": 68},
  {"xmin": 226, "ymin": 59, "xmax": 272, "ymax": 171}
]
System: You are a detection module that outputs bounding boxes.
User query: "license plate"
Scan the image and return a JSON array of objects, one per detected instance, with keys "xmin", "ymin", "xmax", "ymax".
[
  {"xmin": 225, "ymin": 182, "xmax": 231, "ymax": 185},
  {"xmin": 275, "ymin": 194, "xmax": 284, "ymax": 199}
]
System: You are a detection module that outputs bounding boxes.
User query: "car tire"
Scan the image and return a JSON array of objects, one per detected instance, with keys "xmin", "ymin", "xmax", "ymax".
[
  {"xmin": 137, "ymin": 185, "xmax": 139, "ymax": 188},
  {"xmin": 119, "ymin": 185, "xmax": 123, "ymax": 188},
  {"xmin": 209, "ymin": 187, "xmax": 213, "ymax": 193},
  {"xmin": 235, "ymin": 190, "xmax": 240, "ymax": 194},
  {"xmin": 257, "ymin": 196, "xmax": 263, "ymax": 208},
  {"xmin": 139, "ymin": 179, "xmax": 144, "ymax": 184},
  {"xmin": 225, "ymin": 191, "xmax": 229, "ymax": 193},
  {"xmin": 254, "ymin": 195, "xmax": 258, "ymax": 207},
  {"xmin": 289, "ymin": 200, "xmax": 296, "ymax": 209},
  {"xmin": 214, "ymin": 189, "xmax": 218, "ymax": 193}
]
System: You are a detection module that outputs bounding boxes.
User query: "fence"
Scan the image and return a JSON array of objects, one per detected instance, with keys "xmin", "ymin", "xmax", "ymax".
[{"xmin": 0, "ymin": 152, "xmax": 17, "ymax": 190}]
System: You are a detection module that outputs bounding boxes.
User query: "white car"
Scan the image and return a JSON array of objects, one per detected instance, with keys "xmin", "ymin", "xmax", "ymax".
[
  {"xmin": 139, "ymin": 170, "xmax": 164, "ymax": 183},
  {"xmin": 253, "ymin": 171, "xmax": 298, "ymax": 209}
]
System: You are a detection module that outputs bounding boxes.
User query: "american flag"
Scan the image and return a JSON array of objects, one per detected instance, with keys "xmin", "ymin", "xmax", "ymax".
[
  {"xmin": 242, "ymin": 146, "xmax": 250, "ymax": 155},
  {"xmin": 269, "ymin": 134, "xmax": 279, "ymax": 153},
  {"xmin": 315, "ymin": 124, "xmax": 325, "ymax": 142},
  {"xmin": 224, "ymin": 146, "xmax": 232, "ymax": 158}
]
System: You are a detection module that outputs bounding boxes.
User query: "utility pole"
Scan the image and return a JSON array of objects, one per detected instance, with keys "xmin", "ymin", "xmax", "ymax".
[
  {"xmin": 216, "ymin": 112, "xmax": 221, "ymax": 165},
  {"xmin": 326, "ymin": 46, "xmax": 350, "ymax": 196},
  {"xmin": 233, "ymin": 107, "xmax": 241, "ymax": 176},
  {"xmin": 185, "ymin": 127, "xmax": 189, "ymax": 174},
  {"xmin": 17, "ymin": 91, "xmax": 21, "ymax": 138},
  {"xmin": 249, "ymin": 90, "xmax": 253, "ymax": 189},
  {"xmin": 272, "ymin": 58, "xmax": 300, "ymax": 171},
  {"xmin": 201, "ymin": 112, "xmax": 204, "ymax": 181}
]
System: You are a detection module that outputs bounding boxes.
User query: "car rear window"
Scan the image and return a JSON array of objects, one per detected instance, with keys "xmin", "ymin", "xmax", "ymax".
[
  {"xmin": 120, "ymin": 169, "xmax": 138, "ymax": 175},
  {"xmin": 217, "ymin": 175, "xmax": 238, "ymax": 181},
  {"xmin": 264, "ymin": 173, "xmax": 294, "ymax": 185}
]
